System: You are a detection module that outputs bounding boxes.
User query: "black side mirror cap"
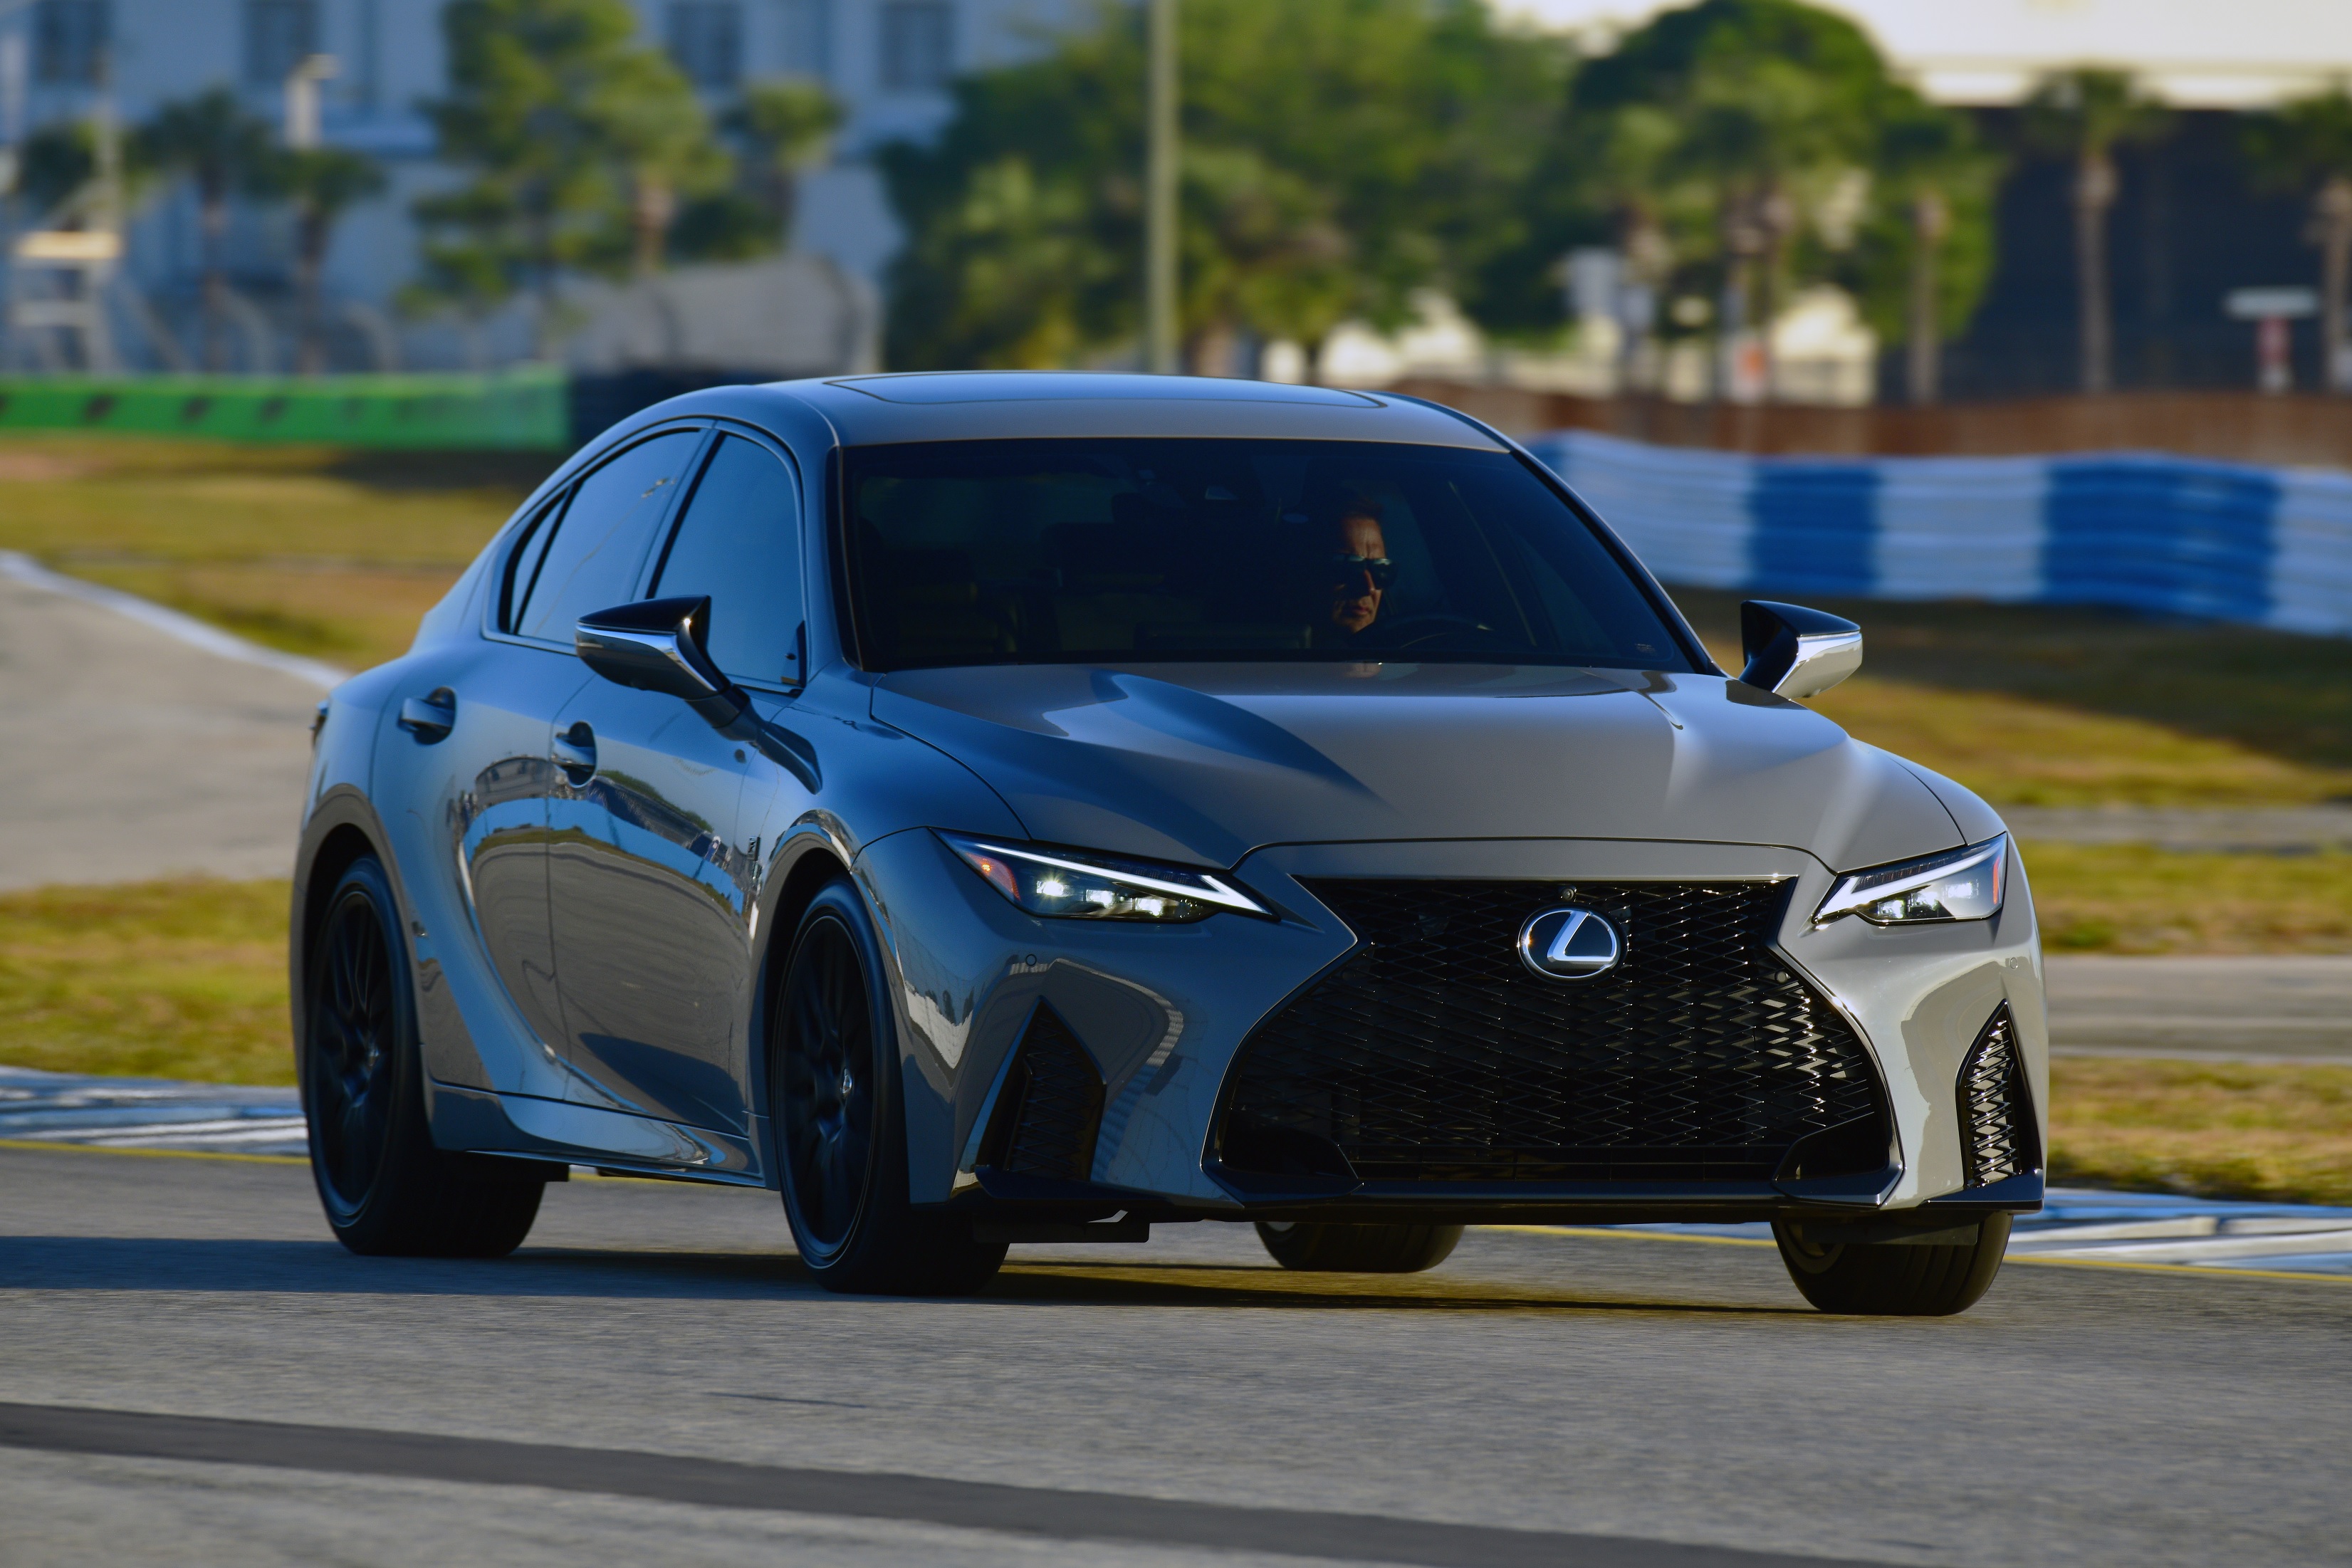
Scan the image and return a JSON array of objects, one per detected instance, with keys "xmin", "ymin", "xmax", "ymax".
[
  {"xmin": 575, "ymin": 597, "xmax": 747, "ymax": 728},
  {"xmin": 1738, "ymin": 600, "xmax": 1863, "ymax": 699}
]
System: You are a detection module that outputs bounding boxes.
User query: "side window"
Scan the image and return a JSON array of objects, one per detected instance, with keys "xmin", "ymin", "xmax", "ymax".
[
  {"xmin": 514, "ymin": 430, "xmax": 702, "ymax": 642},
  {"xmin": 651, "ymin": 435, "xmax": 804, "ymax": 683},
  {"xmin": 498, "ymin": 496, "xmax": 563, "ymax": 634}
]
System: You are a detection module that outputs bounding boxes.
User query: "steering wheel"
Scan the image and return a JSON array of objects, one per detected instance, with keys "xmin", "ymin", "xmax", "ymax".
[{"xmin": 1375, "ymin": 612, "xmax": 1505, "ymax": 652}]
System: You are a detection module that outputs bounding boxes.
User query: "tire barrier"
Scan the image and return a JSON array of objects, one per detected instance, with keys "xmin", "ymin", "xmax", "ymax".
[
  {"xmin": 1527, "ymin": 427, "xmax": 2352, "ymax": 637},
  {"xmin": 0, "ymin": 367, "xmax": 568, "ymax": 450}
]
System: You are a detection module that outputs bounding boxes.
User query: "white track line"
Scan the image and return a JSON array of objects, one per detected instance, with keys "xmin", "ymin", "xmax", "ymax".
[{"xmin": 0, "ymin": 550, "xmax": 350, "ymax": 691}]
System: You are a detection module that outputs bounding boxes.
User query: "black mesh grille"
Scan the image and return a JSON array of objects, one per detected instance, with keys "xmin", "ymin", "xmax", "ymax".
[
  {"xmin": 1958, "ymin": 1004, "xmax": 2037, "ymax": 1186},
  {"xmin": 1219, "ymin": 879, "xmax": 1887, "ymax": 1186},
  {"xmin": 983, "ymin": 1005, "xmax": 1105, "ymax": 1181}
]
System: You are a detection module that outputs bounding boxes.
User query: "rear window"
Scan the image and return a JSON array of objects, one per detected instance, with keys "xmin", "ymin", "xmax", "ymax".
[{"xmin": 842, "ymin": 438, "xmax": 1695, "ymax": 672}]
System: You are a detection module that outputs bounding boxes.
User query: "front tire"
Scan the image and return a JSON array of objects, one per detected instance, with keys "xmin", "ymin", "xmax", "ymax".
[
  {"xmin": 1772, "ymin": 1215, "xmax": 2012, "ymax": 1316},
  {"xmin": 773, "ymin": 879, "xmax": 1005, "ymax": 1296},
  {"xmin": 1255, "ymin": 1221, "xmax": 1463, "ymax": 1273},
  {"xmin": 301, "ymin": 854, "xmax": 545, "ymax": 1258}
]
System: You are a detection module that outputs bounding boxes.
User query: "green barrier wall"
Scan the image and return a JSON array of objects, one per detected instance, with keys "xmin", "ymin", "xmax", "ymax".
[{"xmin": 0, "ymin": 368, "xmax": 568, "ymax": 449}]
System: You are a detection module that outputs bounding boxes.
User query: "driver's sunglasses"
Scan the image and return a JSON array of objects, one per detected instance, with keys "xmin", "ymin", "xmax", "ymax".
[{"xmin": 1329, "ymin": 554, "xmax": 1397, "ymax": 590}]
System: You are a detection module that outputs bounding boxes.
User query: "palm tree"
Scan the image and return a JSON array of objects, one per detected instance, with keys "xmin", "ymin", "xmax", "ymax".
[
  {"xmin": 2024, "ymin": 68, "xmax": 2170, "ymax": 395},
  {"xmin": 591, "ymin": 48, "xmax": 726, "ymax": 277},
  {"xmin": 728, "ymin": 79, "xmax": 842, "ymax": 246},
  {"xmin": 259, "ymin": 147, "xmax": 387, "ymax": 373},
  {"xmin": 1876, "ymin": 88, "xmax": 2002, "ymax": 404},
  {"xmin": 136, "ymin": 89, "xmax": 275, "ymax": 370},
  {"xmin": 2244, "ymin": 83, "xmax": 2352, "ymax": 394}
]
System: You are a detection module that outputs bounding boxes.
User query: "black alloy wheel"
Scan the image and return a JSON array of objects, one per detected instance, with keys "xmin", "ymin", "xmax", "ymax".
[
  {"xmin": 1255, "ymin": 1221, "xmax": 1464, "ymax": 1273},
  {"xmin": 300, "ymin": 855, "xmax": 546, "ymax": 1258},
  {"xmin": 1772, "ymin": 1213, "xmax": 2012, "ymax": 1316},
  {"xmin": 779, "ymin": 913, "xmax": 877, "ymax": 1260},
  {"xmin": 772, "ymin": 879, "xmax": 1006, "ymax": 1296},
  {"xmin": 310, "ymin": 875, "xmax": 400, "ymax": 1217}
]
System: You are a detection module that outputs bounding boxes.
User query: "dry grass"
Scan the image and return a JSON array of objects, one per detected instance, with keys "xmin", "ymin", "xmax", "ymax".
[
  {"xmin": 1673, "ymin": 587, "xmax": 2352, "ymax": 807},
  {"xmin": 0, "ymin": 434, "xmax": 549, "ymax": 672},
  {"xmin": 2020, "ymin": 842, "xmax": 2352, "ymax": 953},
  {"xmin": 0, "ymin": 878, "xmax": 293, "ymax": 1086},
  {"xmin": 0, "ymin": 878, "xmax": 2344, "ymax": 1207},
  {"xmin": 2050, "ymin": 1057, "xmax": 2352, "ymax": 1207}
]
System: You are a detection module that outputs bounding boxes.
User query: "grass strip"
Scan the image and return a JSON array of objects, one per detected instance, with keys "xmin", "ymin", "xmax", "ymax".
[
  {"xmin": 2049, "ymin": 1057, "xmax": 2352, "ymax": 1208},
  {"xmin": 0, "ymin": 879, "xmax": 293, "ymax": 1086},
  {"xmin": 1, "ymin": 879, "xmax": 2344, "ymax": 1207},
  {"xmin": 2020, "ymin": 840, "xmax": 2352, "ymax": 953}
]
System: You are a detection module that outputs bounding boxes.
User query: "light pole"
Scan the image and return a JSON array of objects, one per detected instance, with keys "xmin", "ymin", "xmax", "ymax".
[{"xmin": 1144, "ymin": 0, "xmax": 1177, "ymax": 374}]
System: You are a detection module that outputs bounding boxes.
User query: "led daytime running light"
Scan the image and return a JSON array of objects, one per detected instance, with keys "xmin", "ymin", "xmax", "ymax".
[{"xmin": 1814, "ymin": 835, "xmax": 2008, "ymax": 926}]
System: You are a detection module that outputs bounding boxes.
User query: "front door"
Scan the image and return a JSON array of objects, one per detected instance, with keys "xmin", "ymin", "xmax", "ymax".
[{"xmin": 546, "ymin": 432, "xmax": 805, "ymax": 1134}]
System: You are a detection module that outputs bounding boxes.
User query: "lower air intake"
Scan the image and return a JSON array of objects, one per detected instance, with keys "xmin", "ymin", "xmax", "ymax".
[
  {"xmin": 979, "ymin": 1005, "xmax": 1105, "ymax": 1182},
  {"xmin": 1958, "ymin": 1003, "xmax": 2038, "ymax": 1187},
  {"xmin": 1219, "ymin": 879, "xmax": 1889, "ymax": 1186}
]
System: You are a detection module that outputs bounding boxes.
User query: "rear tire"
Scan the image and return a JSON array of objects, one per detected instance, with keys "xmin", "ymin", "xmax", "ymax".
[
  {"xmin": 1255, "ymin": 1221, "xmax": 1463, "ymax": 1273},
  {"xmin": 1772, "ymin": 1214, "xmax": 2011, "ymax": 1316},
  {"xmin": 301, "ymin": 854, "xmax": 545, "ymax": 1258},
  {"xmin": 773, "ymin": 879, "xmax": 1006, "ymax": 1296}
]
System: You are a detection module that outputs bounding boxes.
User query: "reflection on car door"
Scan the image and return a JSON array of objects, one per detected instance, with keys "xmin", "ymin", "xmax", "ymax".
[
  {"xmin": 548, "ymin": 434, "xmax": 805, "ymax": 1134},
  {"xmin": 376, "ymin": 627, "xmax": 587, "ymax": 1090}
]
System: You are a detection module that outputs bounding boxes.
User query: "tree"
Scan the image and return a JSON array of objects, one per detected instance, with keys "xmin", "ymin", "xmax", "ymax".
[
  {"xmin": 1856, "ymin": 85, "xmax": 2002, "ymax": 404},
  {"xmin": 590, "ymin": 46, "xmax": 726, "ymax": 276},
  {"xmin": 879, "ymin": 0, "xmax": 1566, "ymax": 372},
  {"xmin": 416, "ymin": 0, "xmax": 726, "ymax": 347},
  {"xmin": 2244, "ymin": 83, "xmax": 2352, "ymax": 393},
  {"xmin": 2024, "ymin": 68, "xmax": 2170, "ymax": 394},
  {"xmin": 135, "ymin": 88, "xmax": 275, "ymax": 370},
  {"xmin": 1556, "ymin": 0, "xmax": 1892, "ymax": 402},
  {"xmin": 258, "ymin": 147, "xmax": 387, "ymax": 372},
  {"xmin": 669, "ymin": 78, "xmax": 843, "ymax": 263},
  {"xmin": 733, "ymin": 80, "xmax": 841, "ymax": 241}
]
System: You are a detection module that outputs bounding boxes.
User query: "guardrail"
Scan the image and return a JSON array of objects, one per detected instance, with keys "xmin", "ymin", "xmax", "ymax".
[
  {"xmin": 1527, "ymin": 429, "xmax": 2352, "ymax": 637},
  {"xmin": 0, "ymin": 367, "xmax": 568, "ymax": 449}
]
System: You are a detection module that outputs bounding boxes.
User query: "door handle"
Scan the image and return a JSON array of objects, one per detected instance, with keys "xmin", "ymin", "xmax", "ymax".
[
  {"xmin": 551, "ymin": 722, "xmax": 597, "ymax": 783},
  {"xmin": 397, "ymin": 688, "xmax": 456, "ymax": 743}
]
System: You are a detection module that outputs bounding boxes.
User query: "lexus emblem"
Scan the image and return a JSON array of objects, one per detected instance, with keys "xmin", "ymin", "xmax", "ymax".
[{"xmin": 1517, "ymin": 906, "xmax": 1621, "ymax": 981}]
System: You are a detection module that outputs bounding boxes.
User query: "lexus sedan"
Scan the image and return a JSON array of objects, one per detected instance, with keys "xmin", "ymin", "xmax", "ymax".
[{"xmin": 293, "ymin": 372, "xmax": 2043, "ymax": 1315}]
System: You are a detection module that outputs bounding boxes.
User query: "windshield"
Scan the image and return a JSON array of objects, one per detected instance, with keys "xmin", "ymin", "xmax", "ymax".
[{"xmin": 841, "ymin": 438, "xmax": 1698, "ymax": 672}]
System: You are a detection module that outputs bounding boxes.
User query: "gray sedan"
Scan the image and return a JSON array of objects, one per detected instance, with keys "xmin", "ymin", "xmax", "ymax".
[{"xmin": 292, "ymin": 372, "xmax": 2042, "ymax": 1315}]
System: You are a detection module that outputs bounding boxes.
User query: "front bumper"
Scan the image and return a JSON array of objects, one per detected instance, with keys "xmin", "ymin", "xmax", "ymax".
[{"xmin": 855, "ymin": 831, "xmax": 2044, "ymax": 1223}]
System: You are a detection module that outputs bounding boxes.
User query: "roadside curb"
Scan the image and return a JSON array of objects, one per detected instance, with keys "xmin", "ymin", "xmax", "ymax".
[{"xmin": 0, "ymin": 551, "xmax": 350, "ymax": 691}]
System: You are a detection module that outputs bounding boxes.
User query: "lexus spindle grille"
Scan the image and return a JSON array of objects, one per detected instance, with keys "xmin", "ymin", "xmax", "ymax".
[
  {"xmin": 1958, "ymin": 1003, "xmax": 2038, "ymax": 1187},
  {"xmin": 1219, "ymin": 879, "xmax": 1888, "ymax": 1186}
]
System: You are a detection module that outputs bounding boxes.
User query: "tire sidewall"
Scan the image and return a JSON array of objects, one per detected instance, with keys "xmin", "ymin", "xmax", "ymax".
[
  {"xmin": 301, "ymin": 855, "xmax": 429, "ymax": 1245},
  {"xmin": 772, "ymin": 878, "xmax": 905, "ymax": 1278}
]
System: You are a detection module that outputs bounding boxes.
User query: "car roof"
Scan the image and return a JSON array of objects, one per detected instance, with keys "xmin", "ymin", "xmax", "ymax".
[{"xmin": 674, "ymin": 372, "xmax": 1510, "ymax": 450}]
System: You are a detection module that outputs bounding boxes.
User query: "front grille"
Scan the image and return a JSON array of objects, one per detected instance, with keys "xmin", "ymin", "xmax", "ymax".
[
  {"xmin": 979, "ymin": 1005, "xmax": 1105, "ymax": 1181},
  {"xmin": 1218, "ymin": 879, "xmax": 1888, "ymax": 1186},
  {"xmin": 1958, "ymin": 1004, "xmax": 2037, "ymax": 1186}
]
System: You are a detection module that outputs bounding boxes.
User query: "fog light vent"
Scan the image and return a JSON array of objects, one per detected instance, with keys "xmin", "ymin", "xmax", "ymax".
[
  {"xmin": 980, "ymin": 1005, "xmax": 1105, "ymax": 1182},
  {"xmin": 1958, "ymin": 1003, "xmax": 2038, "ymax": 1187}
]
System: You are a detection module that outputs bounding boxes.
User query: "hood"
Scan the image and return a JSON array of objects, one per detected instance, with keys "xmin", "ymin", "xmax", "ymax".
[{"xmin": 872, "ymin": 663, "xmax": 1961, "ymax": 872}]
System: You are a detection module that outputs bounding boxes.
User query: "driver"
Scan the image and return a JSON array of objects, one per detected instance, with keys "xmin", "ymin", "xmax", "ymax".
[{"xmin": 1327, "ymin": 496, "xmax": 1395, "ymax": 637}]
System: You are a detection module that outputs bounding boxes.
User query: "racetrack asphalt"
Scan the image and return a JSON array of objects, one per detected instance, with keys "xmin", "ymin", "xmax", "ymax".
[{"xmin": 3, "ymin": 1144, "xmax": 2346, "ymax": 1568}]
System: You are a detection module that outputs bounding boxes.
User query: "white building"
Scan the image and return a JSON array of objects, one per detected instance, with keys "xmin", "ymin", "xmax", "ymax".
[{"xmin": 1, "ymin": 0, "xmax": 1075, "ymax": 370}]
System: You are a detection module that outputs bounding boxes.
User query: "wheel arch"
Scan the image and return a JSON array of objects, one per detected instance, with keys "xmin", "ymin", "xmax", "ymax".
[
  {"xmin": 289, "ymin": 789, "xmax": 404, "ymax": 1080},
  {"xmin": 746, "ymin": 831, "xmax": 859, "ymax": 1184}
]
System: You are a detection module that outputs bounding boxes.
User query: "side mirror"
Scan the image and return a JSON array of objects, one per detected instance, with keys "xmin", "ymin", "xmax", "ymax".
[
  {"xmin": 1738, "ymin": 600, "xmax": 1862, "ymax": 699},
  {"xmin": 575, "ymin": 597, "xmax": 748, "ymax": 728}
]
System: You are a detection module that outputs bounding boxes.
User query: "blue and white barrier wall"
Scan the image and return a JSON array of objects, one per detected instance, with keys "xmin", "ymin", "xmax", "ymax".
[{"xmin": 1525, "ymin": 429, "xmax": 2352, "ymax": 637}]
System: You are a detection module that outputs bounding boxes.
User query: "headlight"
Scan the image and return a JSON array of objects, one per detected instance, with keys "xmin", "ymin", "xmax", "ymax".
[
  {"xmin": 1814, "ymin": 835, "xmax": 2008, "ymax": 926},
  {"xmin": 937, "ymin": 832, "xmax": 1271, "ymax": 923}
]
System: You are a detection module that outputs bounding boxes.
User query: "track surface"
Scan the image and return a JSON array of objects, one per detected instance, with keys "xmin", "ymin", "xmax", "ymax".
[{"xmin": 3, "ymin": 1146, "xmax": 2346, "ymax": 1567}]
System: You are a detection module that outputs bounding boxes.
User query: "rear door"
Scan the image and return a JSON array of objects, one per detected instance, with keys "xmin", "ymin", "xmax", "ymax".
[{"xmin": 548, "ymin": 432, "xmax": 805, "ymax": 1132}]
